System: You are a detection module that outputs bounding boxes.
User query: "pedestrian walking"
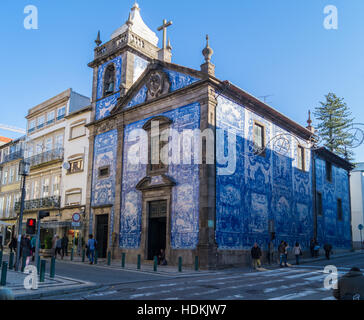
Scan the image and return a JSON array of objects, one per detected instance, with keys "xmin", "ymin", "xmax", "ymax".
[
  {"xmin": 0, "ymin": 235, "xmax": 3, "ymax": 251},
  {"xmin": 278, "ymin": 241, "xmax": 288, "ymax": 267},
  {"xmin": 87, "ymin": 234, "xmax": 97, "ymax": 265},
  {"xmin": 55, "ymin": 237, "xmax": 62, "ymax": 259},
  {"xmin": 8, "ymin": 236, "xmax": 17, "ymax": 253},
  {"xmin": 21, "ymin": 235, "xmax": 32, "ymax": 266},
  {"xmin": 251, "ymin": 243, "xmax": 262, "ymax": 270},
  {"xmin": 293, "ymin": 242, "xmax": 302, "ymax": 265},
  {"xmin": 52, "ymin": 234, "xmax": 58, "ymax": 258},
  {"xmin": 333, "ymin": 267, "xmax": 364, "ymax": 300},
  {"xmin": 324, "ymin": 243, "xmax": 332, "ymax": 260},
  {"xmin": 61, "ymin": 234, "xmax": 69, "ymax": 258},
  {"xmin": 310, "ymin": 238, "xmax": 315, "ymax": 258},
  {"xmin": 314, "ymin": 241, "xmax": 320, "ymax": 258}
]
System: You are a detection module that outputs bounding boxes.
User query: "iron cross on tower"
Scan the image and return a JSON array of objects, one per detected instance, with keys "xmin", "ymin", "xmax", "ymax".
[{"xmin": 157, "ymin": 19, "xmax": 173, "ymax": 49}]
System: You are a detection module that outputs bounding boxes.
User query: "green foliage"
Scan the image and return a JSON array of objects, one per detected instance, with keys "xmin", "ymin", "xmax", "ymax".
[{"xmin": 314, "ymin": 93, "xmax": 354, "ymax": 160}]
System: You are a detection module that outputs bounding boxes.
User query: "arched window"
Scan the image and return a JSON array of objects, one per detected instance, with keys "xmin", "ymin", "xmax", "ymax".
[{"xmin": 103, "ymin": 64, "xmax": 116, "ymax": 96}]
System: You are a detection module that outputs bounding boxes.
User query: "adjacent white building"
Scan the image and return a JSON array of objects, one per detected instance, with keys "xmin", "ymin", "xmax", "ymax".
[{"xmin": 351, "ymin": 162, "xmax": 364, "ymax": 248}]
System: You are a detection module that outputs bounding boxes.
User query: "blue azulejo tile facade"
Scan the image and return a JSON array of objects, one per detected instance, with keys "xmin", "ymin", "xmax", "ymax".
[
  {"xmin": 90, "ymin": 129, "xmax": 118, "ymax": 234},
  {"xmin": 315, "ymin": 156, "xmax": 351, "ymax": 248},
  {"xmin": 96, "ymin": 56, "xmax": 123, "ymax": 101},
  {"xmin": 120, "ymin": 102, "xmax": 201, "ymax": 249},
  {"xmin": 216, "ymin": 95, "xmax": 314, "ymax": 251}
]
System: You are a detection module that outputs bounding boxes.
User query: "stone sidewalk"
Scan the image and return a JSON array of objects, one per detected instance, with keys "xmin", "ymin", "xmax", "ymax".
[{"xmin": 1, "ymin": 269, "xmax": 98, "ymax": 300}]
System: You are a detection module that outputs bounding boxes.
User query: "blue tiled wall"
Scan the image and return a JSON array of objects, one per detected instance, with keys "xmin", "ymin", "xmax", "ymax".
[
  {"xmin": 120, "ymin": 103, "xmax": 200, "ymax": 249},
  {"xmin": 315, "ymin": 157, "xmax": 351, "ymax": 248}
]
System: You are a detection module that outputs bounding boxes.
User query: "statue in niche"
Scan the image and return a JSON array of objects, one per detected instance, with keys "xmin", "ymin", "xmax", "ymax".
[{"xmin": 146, "ymin": 70, "xmax": 170, "ymax": 101}]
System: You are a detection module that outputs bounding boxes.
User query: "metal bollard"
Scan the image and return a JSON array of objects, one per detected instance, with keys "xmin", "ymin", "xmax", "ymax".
[
  {"xmin": 50, "ymin": 257, "xmax": 55, "ymax": 278},
  {"xmin": 94, "ymin": 251, "xmax": 98, "ymax": 265},
  {"xmin": 8, "ymin": 252, "xmax": 14, "ymax": 270},
  {"xmin": 154, "ymin": 256, "xmax": 157, "ymax": 272},
  {"xmin": 82, "ymin": 249, "xmax": 85, "ymax": 263},
  {"xmin": 37, "ymin": 256, "xmax": 40, "ymax": 275},
  {"xmin": 0, "ymin": 251, "xmax": 3, "ymax": 266},
  {"xmin": 178, "ymin": 257, "xmax": 182, "ymax": 272},
  {"xmin": 71, "ymin": 248, "xmax": 74, "ymax": 261},
  {"xmin": 107, "ymin": 251, "xmax": 111, "ymax": 266},
  {"xmin": 137, "ymin": 254, "xmax": 141, "ymax": 270},
  {"xmin": 121, "ymin": 253, "xmax": 126, "ymax": 268},
  {"xmin": 21, "ymin": 255, "xmax": 26, "ymax": 273},
  {"xmin": 40, "ymin": 260, "xmax": 46, "ymax": 283},
  {"xmin": 1, "ymin": 262, "xmax": 8, "ymax": 286},
  {"xmin": 195, "ymin": 256, "xmax": 199, "ymax": 271}
]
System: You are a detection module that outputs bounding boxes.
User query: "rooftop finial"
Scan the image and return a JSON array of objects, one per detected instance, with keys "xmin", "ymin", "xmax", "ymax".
[
  {"xmin": 95, "ymin": 30, "xmax": 102, "ymax": 46},
  {"xmin": 167, "ymin": 38, "xmax": 172, "ymax": 51},
  {"xmin": 126, "ymin": 12, "xmax": 133, "ymax": 28},
  {"xmin": 307, "ymin": 110, "xmax": 315, "ymax": 133},
  {"xmin": 202, "ymin": 34, "xmax": 213, "ymax": 63}
]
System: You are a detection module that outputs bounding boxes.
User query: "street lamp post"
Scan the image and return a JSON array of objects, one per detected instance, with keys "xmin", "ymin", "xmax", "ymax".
[{"xmin": 15, "ymin": 160, "xmax": 30, "ymax": 271}]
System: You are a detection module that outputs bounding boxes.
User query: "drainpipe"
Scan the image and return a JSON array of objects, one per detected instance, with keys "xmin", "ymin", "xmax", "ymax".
[{"xmin": 312, "ymin": 150, "xmax": 317, "ymax": 240}]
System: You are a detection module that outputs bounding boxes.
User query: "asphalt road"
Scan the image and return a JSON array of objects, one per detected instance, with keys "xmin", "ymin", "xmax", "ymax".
[{"xmin": 39, "ymin": 252, "xmax": 364, "ymax": 300}]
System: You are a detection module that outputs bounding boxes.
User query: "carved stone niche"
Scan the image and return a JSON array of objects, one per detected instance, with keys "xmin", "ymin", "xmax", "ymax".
[
  {"xmin": 96, "ymin": 118, "xmax": 116, "ymax": 135},
  {"xmin": 146, "ymin": 70, "xmax": 170, "ymax": 101}
]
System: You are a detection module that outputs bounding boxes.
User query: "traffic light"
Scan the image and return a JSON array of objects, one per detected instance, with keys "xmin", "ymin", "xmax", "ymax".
[{"xmin": 26, "ymin": 219, "xmax": 36, "ymax": 235}]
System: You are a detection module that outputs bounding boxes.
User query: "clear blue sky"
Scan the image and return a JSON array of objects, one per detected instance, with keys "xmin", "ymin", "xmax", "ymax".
[{"xmin": 0, "ymin": 0, "xmax": 363, "ymax": 161}]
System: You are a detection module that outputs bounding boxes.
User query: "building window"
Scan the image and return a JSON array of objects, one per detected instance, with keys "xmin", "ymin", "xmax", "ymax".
[
  {"xmin": 326, "ymin": 161, "xmax": 332, "ymax": 182},
  {"xmin": 45, "ymin": 138, "xmax": 53, "ymax": 152},
  {"xmin": 0, "ymin": 197, "xmax": 4, "ymax": 218},
  {"xmin": 98, "ymin": 166, "xmax": 110, "ymax": 178},
  {"xmin": 33, "ymin": 180, "xmax": 39, "ymax": 199},
  {"xmin": 317, "ymin": 192, "xmax": 323, "ymax": 216},
  {"xmin": 47, "ymin": 111, "xmax": 55, "ymax": 125},
  {"xmin": 9, "ymin": 167, "xmax": 14, "ymax": 184},
  {"xmin": 337, "ymin": 198, "xmax": 343, "ymax": 221},
  {"xmin": 28, "ymin": 120, "xmax": 36, "ymax": 133},
  {"xmin": 253, "ymin": 122, "xmax": 265, "ymax": 155},
  {"xmin": 69, "ymin": 159, "xmax": 84, "ymax": 174},
  {"xmin": 5, "ymin": 195, "xmax": 11, "ymax": 218},
  {"xmin": 37, "ymin": 115, "xmax": 45, "ymax": 129},
  {"xmin": 55, "ymin": 135, "xmax": 64, "ymax": 149},
  {"xmin": 103, "ymin": 64, "xmax": 116, "ymax": 96},
  {"xmin": 42, "ymin": 178, "xmax": 50, "ymax": 198},
  {"xmin": 53, "ymin": 176, "xmax": 60, "ymax": 197},
  {"xmin": 2, "ymin": 170, "xmax": 7, "ymax": 185},
  {"xmin": 70, "ymin": 122, "xmax": 86, "ymax": 139},
  {"xmin": 297, "ymin": 146, "xmax": 305, "ymax": 171},
  {"xmin": 57, "ymin": 106, "xmax": 66, "ymax": 121},
  {"xmin": 65, "ymin": 189, "xmax": 81, "ymax": 206}
]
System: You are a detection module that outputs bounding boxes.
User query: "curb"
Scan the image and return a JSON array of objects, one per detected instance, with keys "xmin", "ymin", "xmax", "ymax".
[{"xmin": 15, "ymin": 283, "xmax": 102, "ymax": 300}]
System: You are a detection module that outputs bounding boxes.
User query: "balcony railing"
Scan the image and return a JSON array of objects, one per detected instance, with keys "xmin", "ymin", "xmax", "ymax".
[
  {"xmin": 26, "ymin": 148, "xmax": 64, "ymax": 167},
  {"xmin": 15, "ymin": 196, "xmax": 61, "ymax": 212},
  {"xmin": 0, "ymin": 150, "xmax": 24, "ymax": 164}
]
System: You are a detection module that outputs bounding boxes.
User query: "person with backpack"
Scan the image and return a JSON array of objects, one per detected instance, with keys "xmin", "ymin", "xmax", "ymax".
[
  {"xmin": 87, "ymin": 234, "xmax": 97, "ymax": 265},
  {"xmin": 333, "ymin": 267, "xmax": 364, "ymax": 300},
  {"xmin": 293, "ymin": 242, "xmax": 302, "ymax": 265}
]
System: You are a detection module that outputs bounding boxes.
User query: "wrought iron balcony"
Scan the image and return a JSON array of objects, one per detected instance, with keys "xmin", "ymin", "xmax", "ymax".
[
  {"xmin": 26, "ymin": 148, "xmax": 64, "ymax": 167},
  {"xmin": 0, "ymin": 150, "xmax": 24, "ymax": 165},
  {"xmin": 15, "ymin": 196, "xmax": 61, "ymax": 212}
]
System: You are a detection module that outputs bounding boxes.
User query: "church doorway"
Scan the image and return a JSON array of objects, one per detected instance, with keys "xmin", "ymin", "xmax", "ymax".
[
  {"xmin": 96, "ymin": 214, "xmax": 108, "ymax": 259},
  {"xmin": 147, "ymin": 200, "xmax": 167, "ymax": 260}
]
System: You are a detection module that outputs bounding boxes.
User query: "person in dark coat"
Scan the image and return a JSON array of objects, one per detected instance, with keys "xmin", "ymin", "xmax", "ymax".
[
  {"xmin": 333, "ymin": 267, "xmax": 364, "ymax": 300},
  {"xmin": 324, "ymin": 243, "xmax": 333, "ymax": 260},
  {"xmin": 8, "ymin": 236, "xmax": 17, "ymax": 253},
  {"xmin": 21, "ymin": 235, "xmax": 32, "ymax": 266},
  {"xmin": 0, "ymin": 235, "xmax": 3, "ymax": 251},
  {"xmin": 61, "ymin": 235, "xmax": 69, "ymax": 258},
  {"xmin": 251, "ymin": 243, "xmax": 262, "ymax": 270},
  {"xmin": 278, "ymin": 241, "xmax": 288, "ymax": 267}
]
